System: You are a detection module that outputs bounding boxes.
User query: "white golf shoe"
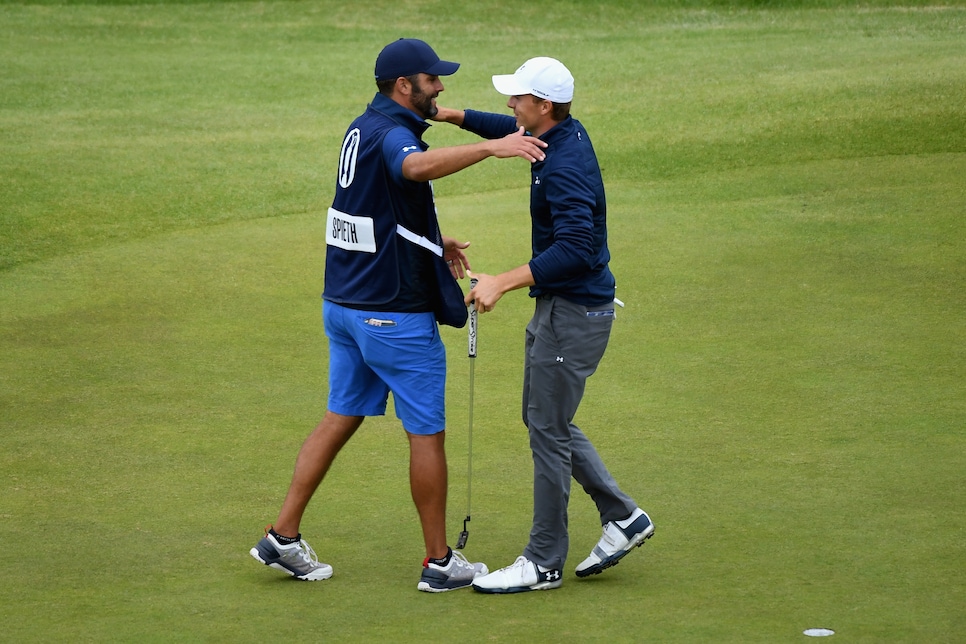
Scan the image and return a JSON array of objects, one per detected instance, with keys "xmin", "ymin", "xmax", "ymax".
[{"xmin": 472, "ymin": 556, "xmax": 562, "ymax": 594}]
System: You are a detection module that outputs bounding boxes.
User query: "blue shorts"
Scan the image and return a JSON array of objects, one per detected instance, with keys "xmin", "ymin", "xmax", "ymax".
[{"xmin": 323, "ymin": 300, "xmax": 446, "ymax": 435}]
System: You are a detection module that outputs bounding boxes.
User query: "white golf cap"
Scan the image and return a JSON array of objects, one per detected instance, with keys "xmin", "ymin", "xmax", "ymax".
[{"xmin": 492, "ymin": 57, "xmax": 574, "ymax": 103}]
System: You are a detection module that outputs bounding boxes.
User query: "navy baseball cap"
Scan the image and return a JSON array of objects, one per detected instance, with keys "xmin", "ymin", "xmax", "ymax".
[{"xmin": 374, "ymin": 38, "xmax": 460, "ymax": 81}]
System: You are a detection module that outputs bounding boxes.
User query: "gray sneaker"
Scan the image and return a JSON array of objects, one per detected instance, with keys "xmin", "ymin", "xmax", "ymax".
[
  {"xmin": 250, "ymin": 530, "xmax": 333, "ymax": 581},
  {"xmin": 417, "ymin": 550, "xmax": 488, "ymax": 592}
]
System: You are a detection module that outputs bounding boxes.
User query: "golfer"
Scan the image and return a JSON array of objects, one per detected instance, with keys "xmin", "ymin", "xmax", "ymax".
[
  {"xmin": 433, "ymin": 57, "xmax": 654, "ymax": 593},
  {"xmin": 250, "ymin": 39, "xmax": 547, "ymax": 592}
]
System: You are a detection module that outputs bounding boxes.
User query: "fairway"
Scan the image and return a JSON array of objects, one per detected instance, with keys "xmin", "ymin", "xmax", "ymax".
[{"xmin": 2, "ymin": 1, "xmax": 965, "ymax": 641}]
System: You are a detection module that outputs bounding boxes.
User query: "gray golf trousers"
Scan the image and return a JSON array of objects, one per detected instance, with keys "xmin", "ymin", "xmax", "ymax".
[{"xmin": 521, "ymin": 294, "xmax": 638, "ymax": 571}]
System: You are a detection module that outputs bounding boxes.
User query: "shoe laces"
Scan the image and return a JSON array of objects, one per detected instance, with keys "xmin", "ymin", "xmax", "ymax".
[
  {"xmin": 297, "ymin": 539, "xmax": 321, "ymax": 566},
  {"xmin": 498, "ymin": 556, "xmax": 531, "ymax": 573},
  {"xmin": 449, "ymin": 550, "xmax": 475, "ymax": 571}
]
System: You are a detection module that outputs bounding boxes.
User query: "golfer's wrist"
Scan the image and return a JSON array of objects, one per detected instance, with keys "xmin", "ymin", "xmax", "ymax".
[
  {"xmin": 435, "ymin": 106, "xmax": 464, "ymax": 126},
  {"xmin": 497, "ymin": 266, "xmax": 533, "ymax": 294}
]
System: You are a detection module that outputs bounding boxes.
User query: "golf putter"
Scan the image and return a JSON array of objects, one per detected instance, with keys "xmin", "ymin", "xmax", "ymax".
[{"xmin": 456, "ymin": 277, "xmax": 478, "ymax": 550}]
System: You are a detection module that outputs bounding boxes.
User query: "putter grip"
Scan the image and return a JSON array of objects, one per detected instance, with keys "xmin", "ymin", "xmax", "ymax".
[{"xmin": 468, "ymin": 277, "xmax": 478, "ymax": 358}]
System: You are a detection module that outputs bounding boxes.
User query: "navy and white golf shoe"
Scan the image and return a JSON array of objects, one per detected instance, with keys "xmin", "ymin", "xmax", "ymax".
[{"xmin": 575, "ymin": 507, "xmax": 654, "ymax": 577}]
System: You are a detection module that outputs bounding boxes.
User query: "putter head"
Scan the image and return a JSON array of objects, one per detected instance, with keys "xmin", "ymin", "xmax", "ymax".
[{"xmin": 455, "ymin": 515, "xmax": 471, "ymax": 549}]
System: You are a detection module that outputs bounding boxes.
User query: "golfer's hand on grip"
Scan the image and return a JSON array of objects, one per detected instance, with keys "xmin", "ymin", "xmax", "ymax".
[{"xmin": 465, "ymin": 265, "xmax": 535, "ymax": 313}]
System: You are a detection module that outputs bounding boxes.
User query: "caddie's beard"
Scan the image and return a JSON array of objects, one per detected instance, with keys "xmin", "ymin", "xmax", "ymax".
[{"xmin": 411, "ymin": 83, "xmax": 438, "ymax": 119}]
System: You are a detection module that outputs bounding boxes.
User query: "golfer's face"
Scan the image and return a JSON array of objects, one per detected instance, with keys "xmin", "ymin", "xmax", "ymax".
[{"xmin": 507, "ymin": 94, "xmax": 546, "ymax": 134}]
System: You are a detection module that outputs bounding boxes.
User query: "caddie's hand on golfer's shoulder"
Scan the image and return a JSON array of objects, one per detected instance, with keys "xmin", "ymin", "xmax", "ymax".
[{"xmin": 495, "ymin": 127, "xmax": 546, "ymax": 162}]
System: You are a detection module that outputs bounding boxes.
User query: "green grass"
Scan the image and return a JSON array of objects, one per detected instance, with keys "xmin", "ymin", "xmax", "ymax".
[{"xmin": 2, "ymin": 1, "xmax": 965, "ymax": 641}]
